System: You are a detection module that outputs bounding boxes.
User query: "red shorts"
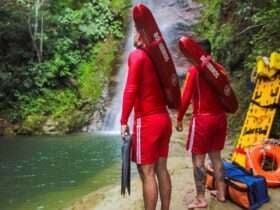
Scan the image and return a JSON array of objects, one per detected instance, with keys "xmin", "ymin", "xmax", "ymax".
[
  {"xmin": 132, "ymin": 113, "xmax": 172, "ymax": 165},
  {"xmin": 186, "ymin": 113, "xmax": 227, "ymax": 154}
]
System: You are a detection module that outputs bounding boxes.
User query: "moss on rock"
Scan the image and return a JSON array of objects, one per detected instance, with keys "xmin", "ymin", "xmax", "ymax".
[{"xmin": 20, "ymin": 114, "xmax": 48, "ymax": 135}]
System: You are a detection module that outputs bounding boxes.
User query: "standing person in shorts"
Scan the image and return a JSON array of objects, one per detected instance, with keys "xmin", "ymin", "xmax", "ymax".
[
  {"xmin": 176, "ymin": 39, "xmax": 227, "ymax": 209},
  {"xmin": 120, "ymin": 31, "xmax": 172, "ymax": 210}
]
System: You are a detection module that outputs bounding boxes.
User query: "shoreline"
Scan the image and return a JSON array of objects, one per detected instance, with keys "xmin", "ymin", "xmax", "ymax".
[
  {"xmin": 65, "ymin": 155, "xmax": 193, "ymax": 210},
  {"xmin": 65, "ymin": 128, "xmax": 190, "ymax": 210},
  {"xmin": 65, "ymin": 128, "xmax": 280, "ymax": 210},
  {"xmin": 64, "ymin": 128, "xmax": 204, "ymax": 210}
]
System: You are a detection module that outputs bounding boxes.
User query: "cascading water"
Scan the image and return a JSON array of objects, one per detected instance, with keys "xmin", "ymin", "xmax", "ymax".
[
  {"xmin": 100, "ymin": 0, "xmax": 202, "ymax": 133},
  {"xmin": 101, "ymin": 23, "xmax": 134, "ymax": 132}
]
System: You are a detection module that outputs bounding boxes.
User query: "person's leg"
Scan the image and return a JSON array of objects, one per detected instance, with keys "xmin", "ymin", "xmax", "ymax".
[
  {"xmin": 137, "ymin": 164, "xmax": 158, "ymax": 210},
  {"xmin": 155, "ymin": 157, "xmax": 171, "ymax": 210},
  {"xmin": 189, "ymin": 153, "xmax": 208, "ymax": 208},
  {"xmin": 208, "ymin": 150, "xmax": 226, "ymax": 202}
]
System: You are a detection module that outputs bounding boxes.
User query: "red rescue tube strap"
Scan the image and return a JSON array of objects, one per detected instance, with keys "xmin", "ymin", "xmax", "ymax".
[{"xmin": 235, "ymin": 147, "xmax": 246, "ymax": 155}]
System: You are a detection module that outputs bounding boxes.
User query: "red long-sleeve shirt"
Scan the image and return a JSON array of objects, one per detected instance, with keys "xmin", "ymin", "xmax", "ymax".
[
  {"xmin": 177, "ymin": 65, "xmax": 225, "ymax": 121},
  {"xmin": 120, "ymin": 49, "xmax": 167, "ymax": 125}
]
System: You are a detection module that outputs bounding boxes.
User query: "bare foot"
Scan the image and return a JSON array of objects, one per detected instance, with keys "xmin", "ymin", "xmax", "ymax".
[
  {"xmin": 210, "ymin": 190, "xmax": 226, "ymax": 203},
  {"xmin": 187, "ymin": 197, "xmax": 208, "ymax": 209}
]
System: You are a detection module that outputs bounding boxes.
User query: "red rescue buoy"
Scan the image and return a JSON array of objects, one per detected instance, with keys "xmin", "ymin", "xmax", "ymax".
[
  {"xmin": 246, "ymin": 144, "xmax": 280, "ymax": 187},
  {"xmin": 179, "ymin": 36, "xmax": 239, "ymax": 113},
  {"xmin": 133, "ymin": 4, "xmax": 181, "ymax": 110}
]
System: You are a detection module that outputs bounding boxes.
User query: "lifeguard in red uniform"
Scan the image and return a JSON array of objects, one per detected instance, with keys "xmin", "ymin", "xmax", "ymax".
[
  {"xmin": 177, "ymin": 39, "xmax": 227, "ymax": 209},
  {"xmin": 120, "ymin": 32, "xmax": 172, "ymax": 210}
]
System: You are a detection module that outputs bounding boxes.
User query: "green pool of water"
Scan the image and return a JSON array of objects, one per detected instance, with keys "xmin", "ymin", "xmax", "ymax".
[{"xmin": 0, "ymin": 133, "xmax": 123, "ymax": 210}]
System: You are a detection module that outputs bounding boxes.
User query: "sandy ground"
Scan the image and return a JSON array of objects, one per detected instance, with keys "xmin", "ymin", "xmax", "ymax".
[{"xmin": 66, "ymin": 125, "xmax": 280, "ymax": 210}]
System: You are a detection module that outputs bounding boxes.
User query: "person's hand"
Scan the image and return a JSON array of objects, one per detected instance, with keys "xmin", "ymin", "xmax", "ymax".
[
  {"xmin": 121, "ymin": 124, "xmax": 130, "ymax": 138},
  {"xmin": 176, "ymin": 121, "xmax": 183, "ymax": 132},
  {"xmin": 200, "ymin": 55, "xmax": 211, "ymax": 68}
]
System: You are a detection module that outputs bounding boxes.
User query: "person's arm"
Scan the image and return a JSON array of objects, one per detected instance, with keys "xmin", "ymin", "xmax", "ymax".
[
  {"xmin": 120, "ymin": 51, "xmax": 143, "ymax": 128},
  {"xmin": 176, "ymin": 67, "xmax": 197, "ymax": 130}
]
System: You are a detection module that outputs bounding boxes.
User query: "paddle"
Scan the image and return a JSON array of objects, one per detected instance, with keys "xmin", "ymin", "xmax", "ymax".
[{"xmin": 121, "ymin": 133, "xmax": 132, "ymax": 196}]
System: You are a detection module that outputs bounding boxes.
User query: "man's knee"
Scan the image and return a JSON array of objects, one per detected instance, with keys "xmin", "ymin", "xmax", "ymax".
[
  {"xmin": 209, "ymin": 150, "xmax": 222, "ymax": 162},
  {"xmin": 192, "ymin": 154, "xmax": 206, "ymax": 167},
  {"xmin": 156, "ymin": 158, "xmax": 168, "ymax": 173},
  {"xmin": 138, "ymin": 164, "xmax": 156, "ymax": 180}
]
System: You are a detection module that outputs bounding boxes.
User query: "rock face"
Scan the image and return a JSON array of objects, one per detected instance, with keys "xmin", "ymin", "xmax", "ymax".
[
  {"xmin": 42, "ymin": 118, "xmax": 61, "ymax": 135},
  {"xmin": 0, "ymin": 97, "xmax": 106, "ymax": 136},
  {"xmin": 83, "ymin": 81, "xmax": 110, "ymax": 132},
  {"xmin": 0, "ymin": 118, "xmax": 18, "ymax": 136},
  {"xmin": 0, "ymin": 118, "xmax": 10, "ymax": 135}
]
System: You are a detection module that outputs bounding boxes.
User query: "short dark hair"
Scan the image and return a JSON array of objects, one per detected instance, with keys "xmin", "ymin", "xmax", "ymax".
[{"xmin": 198, "ymin": 39, "xmax": 211, "ymax": 54}]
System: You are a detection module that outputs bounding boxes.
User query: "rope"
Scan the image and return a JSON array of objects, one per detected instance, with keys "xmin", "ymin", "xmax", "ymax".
[{"xmin": 251, "ymin": 99, "xmax": 280, "ymax": 109}]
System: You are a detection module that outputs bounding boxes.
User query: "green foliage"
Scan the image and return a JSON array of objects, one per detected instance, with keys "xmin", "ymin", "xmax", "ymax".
[
  {"xmin": 17, "ymin": 89, "xmax": 79, "ymax": 119},
  {"xmin": 0, "ymin": 0, "xmax": 130, "ymax": 134},
  {"xmin": 111, "ymin": 0, "xmax": 132, "ymax": 15},
  {"xmin": 0, "ymin": 0, "xmax": 125, "ymax": 98},
  {"xmin": 17, "ymin": 89, "xmax": 89, "ymax": 134},
  {"xmin": 245, "ymin": 1, "xmax": 280, "ymax": 70},
  {"xmin": 195, "ymin": 0, "xmax": 280, "ymax": 139},
  {"xmin": 78, "ymin": 38, "xmax": 118, "ymax": 103},
  {"xmin": 0, "ymin": 1, "xmax": 33, "ymax": 103}
]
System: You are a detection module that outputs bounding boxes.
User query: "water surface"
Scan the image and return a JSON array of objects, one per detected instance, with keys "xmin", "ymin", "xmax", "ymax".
[{"xmin": 0, "ymin": 133, "xmax": 122, "ymax": 210}]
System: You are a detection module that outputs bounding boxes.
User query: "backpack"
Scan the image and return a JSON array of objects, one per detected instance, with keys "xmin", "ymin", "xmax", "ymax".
[{"xmin": 206, "ymin": 161, "xmax": 269, "ymax": 209}]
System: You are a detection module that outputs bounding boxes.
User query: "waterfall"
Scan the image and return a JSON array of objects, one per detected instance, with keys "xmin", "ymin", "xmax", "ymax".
[
  {"xmin": 101, "ymin": 22, "xmax": 134, "ymax": 132},
  {"xmin": 100, "ymin": 0, "xmax": 202, "ymax": 133}
]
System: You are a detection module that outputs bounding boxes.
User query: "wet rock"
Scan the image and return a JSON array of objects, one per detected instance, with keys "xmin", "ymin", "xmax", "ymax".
[
  {"xmin": 166, "ymin": 1, "xmax": 176, "ymax": 7},
  {"xmin": 19, "ymin": 115, "xmax": 47, "ymax": 135},
  {"xmin": 43, "ymin": 118, "xmax": 61, "ymax": 135},
  {"xmin": 0, "ymin": 118, "xmax": 10, "ymax": 136},
  {"xmin": 3, "ymin": 127, "xmax": 15, "ymax": 136},
  {"xmin": 176, "ymin": 0, "xmax": 190, "ymax": 8},
  {"xmin": 19, "ymin": 115, "xmax": 69, "ymax": 135},
  {"xmin": 79, "ymin": 99, "xmax": 94, "ymax": 113},
  {"xmin": 0, "ymin": 118, "xmax": 22, "ymax": 136},
  {"xmin": 84, "ymin": 81, "xmax": 110, "ymax": 132}
]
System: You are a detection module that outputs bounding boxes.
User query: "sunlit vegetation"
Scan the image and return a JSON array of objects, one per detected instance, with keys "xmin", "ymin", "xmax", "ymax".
[{"xmin": 0, "ymin": 0, "xmax": 130, "ymax": 134}]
